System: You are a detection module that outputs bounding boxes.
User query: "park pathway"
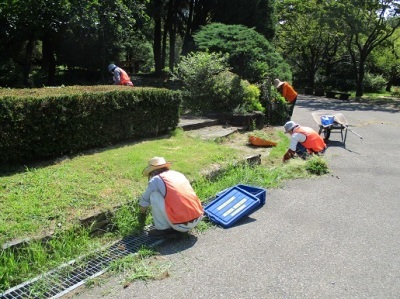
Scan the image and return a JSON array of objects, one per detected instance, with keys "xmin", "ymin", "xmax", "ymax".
[{"xmin": 68, "ymin": 94, "xmax": 400, "ymax": 299}]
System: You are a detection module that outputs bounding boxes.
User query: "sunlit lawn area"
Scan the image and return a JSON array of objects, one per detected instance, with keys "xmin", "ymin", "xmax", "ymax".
[
  {"xmin": 0, "ymin": 125, "xmax": 328, "ymax": 291},
  {"xmin": 1, "ymin": 92, "xmax": 397, "ymax": 291},
  {"xmin": 0, "ymin": 129, "xmax": 242, "ymax": 246}
]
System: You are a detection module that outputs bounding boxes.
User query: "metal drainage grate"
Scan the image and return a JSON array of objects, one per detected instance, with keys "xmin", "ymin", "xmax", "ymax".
[{"xmin": 1, "ymin": 231, "xmax": 166, "ymax": 299}]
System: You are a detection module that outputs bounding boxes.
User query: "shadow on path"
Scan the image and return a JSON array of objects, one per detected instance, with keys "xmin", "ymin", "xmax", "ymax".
[{"xmin": 297, "ymin": 95, "xmax": 400, "ymax": 114}]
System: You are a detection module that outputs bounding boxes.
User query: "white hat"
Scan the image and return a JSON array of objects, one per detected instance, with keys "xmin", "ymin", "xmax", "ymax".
[
  {"xmin": 142, "ymin": 156, "xmax": 172, "ymax": 176},
  {"xmin": 273, "ymin": 79, "xmax": 285, "ymax": 88},
  {"xmin": 284, "ymin": 121, "xmax": 299, "ymax": 133}
]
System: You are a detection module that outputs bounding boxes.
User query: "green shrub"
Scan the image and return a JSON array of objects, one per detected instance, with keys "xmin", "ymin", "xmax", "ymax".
[
  {"xmin": 260, "ymin": 81, "xmax": 289, "ymax": 125},
  {"xmin": 193, "ymin": 23, "xmax": 291, "ymax": 83},
  {"xmin": 305, "ymin": 156, "xmax": 329, "ymax": 175},
  {"xmin": 175, "ymin": 52, "xmax": 260, "ymax": 114},
  {"xmin": 174, "ymin": 52, "xmax": 229, "ymax": 113},
  {"xmin": 363, "ymin": 72, "xmax": 387, "ymax": 93},
  {"xmin": 0, "ymin": 86, "xmax": 181, "ymax": 164},
  {"xmin": 391, "ymin": 86, "xmax": 400, "ymax": 97},
  {"xmin": 212, "ymin": 70, "xmax": 247, "ymax": 112},
  {"xmin": 241, "ymin": 81, "xmax": 264, "ymax": 113}
]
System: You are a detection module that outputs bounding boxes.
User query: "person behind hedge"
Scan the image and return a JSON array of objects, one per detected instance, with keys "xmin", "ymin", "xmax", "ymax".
[
  {"xmin": 274, "ymin": 78, "xmax": 298, "ymax": 120},
  {"xmin": 282, "ymin": 121, "xmax": 326, "ymax": 162},
  {"xmin": 108, "ymin": 64, "xmax": 134, "ymax": 86},
  {"xmin": 138, "ymin": 156, "xmax": 204, "ymax": 238}
]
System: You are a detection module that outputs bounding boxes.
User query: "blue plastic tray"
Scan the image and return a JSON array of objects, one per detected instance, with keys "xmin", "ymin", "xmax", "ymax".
[
  {"xmin": 236, "ymin": 184, "xmax": 267, "ymax": 205},
  {"xmin": 204, "ymin": 186, "xmax": 262, "ymax": 228}
]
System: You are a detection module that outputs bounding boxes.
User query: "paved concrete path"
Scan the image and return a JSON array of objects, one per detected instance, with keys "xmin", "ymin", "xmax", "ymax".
[{"xmin": 70, "ymin": 95, "xmax": 400, "ymax": 299}]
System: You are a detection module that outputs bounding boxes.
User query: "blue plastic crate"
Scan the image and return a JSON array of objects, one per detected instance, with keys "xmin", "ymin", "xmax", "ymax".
[
  {"xmin": 213, "ymin": 184, "xmax": 267, "ymax": 205},
  {"xmin": 236, "ymin": 184, "xmax": 267, "ymax": 205},
  {"xmin": 204, "ymin": 186, "xmax": 262, "ymax": 228}
]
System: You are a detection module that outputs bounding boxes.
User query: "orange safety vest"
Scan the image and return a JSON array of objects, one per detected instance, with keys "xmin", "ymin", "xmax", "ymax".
[
  {"xmin": 159, "ymin": 170, "xmax": 203, "ymax": 224},
  {"xmin": 294, "ymin": 126, "xmax": 326, "ymax": 153},
  {"xmin": 281, "ymin": 82, "xmax": 298, "ymax": 103},
  {"xmin": 116, "ymin": 67, "xmax": 133, "ymax": 86}
]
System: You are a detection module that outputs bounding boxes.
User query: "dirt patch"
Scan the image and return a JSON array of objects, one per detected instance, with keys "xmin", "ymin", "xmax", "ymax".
[{"xmin": 220, "ymin": 126, "xmax": 281, "ymax": 158}]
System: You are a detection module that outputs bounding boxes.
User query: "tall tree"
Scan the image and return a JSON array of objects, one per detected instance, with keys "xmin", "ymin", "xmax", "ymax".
[
  {"xmin": 275, "ymin": 0, "xmax": 345, "ymax": 89},
  {"xmin": 148, "ymin": 0, "xmax": 164, "ymax": 75},
  {"xmin": 0, "ymin": 0, "xmax": 71, "ymax": 86},
  {"xmin": 213, "ymin": 0, "xmax": 277, "ymax": 39},
  {"xmin": 325, "ymin": 0, "xmax": 400, "ymax": 96},
  {"xmin": 0, "ymin": 0, "xmax": 149, "ymax": 86},
  {"xmin": 369, "ymin": 28, "xmax": 400, "ymax": 91},
  {"xmin": 181, "ymin": 0, "xmax": 214, "ymax": 55}
]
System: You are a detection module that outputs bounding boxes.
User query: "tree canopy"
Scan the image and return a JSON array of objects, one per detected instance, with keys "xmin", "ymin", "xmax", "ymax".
[
  {"xmin": 275, "ymin": 0, "xmax": 400, "ymax": 95},
  {"xmin": 194, "ymin": 23, "xmax": 290, "ymax": 83},
  {"xmin": 0, "ymin": 0, "xmax": 399, "ymax": 95}
]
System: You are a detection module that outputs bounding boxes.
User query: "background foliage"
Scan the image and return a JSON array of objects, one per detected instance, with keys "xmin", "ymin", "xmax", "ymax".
[{"xmin": 1, "ymin": 0, "xmax": 398, "ymax": 96}]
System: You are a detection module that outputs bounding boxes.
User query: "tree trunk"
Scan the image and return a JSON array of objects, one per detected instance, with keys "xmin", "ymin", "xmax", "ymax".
[
  {"xmin": 181, "ymin": 0, "xmax": 194, "ymax": 55},
  {"xmin": 23, "ymin": 36, "xmax": 35, "ymax": 87},
  {"xmin": 161, "ymin": 27, "xmax": 168, "ymax": 71},
  {"xmin": 42, "ymin": 34, "xmax": 56, "ymax": 86},
  {"xmin": 385, "ymin": 79, "xmax": 394, "ymax": 92},
  {"xmin": 355, "ymin": 55, "xmax": 366, "ymax": 97},
  {"xmin": 181, "ymin": 0, "xmax": 213, "ymax": 55},
  {"xmin": 153, "ymin": 0, "xmax": 163, "ymax": 76},
  {"xmin": 168, "ymin": 0, "xmax": 177, "ymax": 72}
]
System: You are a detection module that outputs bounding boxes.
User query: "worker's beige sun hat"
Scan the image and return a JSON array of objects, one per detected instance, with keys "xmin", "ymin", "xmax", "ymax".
[
  {"xmin": 273, "ymin": 79, "xmax": 285, "ymax": 88},
  {"xmin": 142, "ymin": 156, "xmax": 172, "ymax": 176}
]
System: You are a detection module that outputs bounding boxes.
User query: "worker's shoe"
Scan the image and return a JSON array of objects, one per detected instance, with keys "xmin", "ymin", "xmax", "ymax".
[{"xmin": 148, "ymin": 228, "xmax": 176, "ymax": 238}]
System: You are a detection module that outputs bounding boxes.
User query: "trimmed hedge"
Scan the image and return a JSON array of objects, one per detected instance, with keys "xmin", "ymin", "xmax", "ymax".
[{"xmin": 0, "ymin": 86, "xmax": 182, "ymax": 164}]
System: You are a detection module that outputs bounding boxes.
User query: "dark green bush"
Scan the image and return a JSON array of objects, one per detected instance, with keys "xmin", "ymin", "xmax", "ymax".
[
  {"xmin": 0, "ymin": 86, "xmax": 181, "ymax": 164},
  {"xmin": 193, "ymin": 23, "xmax": 291, "ymax": 83},
  {"xmin": 174, "ymin": 52, "xmax": 265, "ymax": 114},
  {"xmin": 363, "ymin": 72, "xmax": 387, "ymax": 93},
  {"xmin": 391, "ymin": 86, "xmax": 400, "ymax": 97},
  {"xmin": 260, "ymin": 81, "xmax": 289, "ymax": 125}
]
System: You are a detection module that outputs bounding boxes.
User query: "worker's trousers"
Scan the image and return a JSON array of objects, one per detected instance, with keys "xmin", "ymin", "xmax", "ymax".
[{"xmin": 149, "ymin": 191, "xmax": 203, "ymax": 232}]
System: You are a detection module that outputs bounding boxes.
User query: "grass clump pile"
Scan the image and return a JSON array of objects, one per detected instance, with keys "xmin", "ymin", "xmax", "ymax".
[
  {"xmin": 305, "ymin": 156, "xmax": 329, "ymax": 175},
  {"xmin": 107, "ymin": 246, "xmax": 171, "ymax": 288}
]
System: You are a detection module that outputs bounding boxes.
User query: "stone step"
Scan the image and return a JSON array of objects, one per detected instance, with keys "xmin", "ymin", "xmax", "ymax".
[
  {"xmin": 186, "ymin": 125, "xmax": 240, "ymax": 140},
  {"xmin": 178, "ymin": 116, "xmax": 219, "ymax": 131}
]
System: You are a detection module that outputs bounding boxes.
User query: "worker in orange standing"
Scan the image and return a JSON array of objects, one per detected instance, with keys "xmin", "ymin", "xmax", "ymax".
[
  {"xmin": 282, "ymin": 121, "xmax": 326, "ymax": 162},
  {"xmin": 138, "ymin": 156, "xmax": 204, "ymax": 238},
  {"xmin": 108, "ymin": 64, "xmax": 134, "ymax": 86},
  {"xmin": 274, "ymin": 78, "xmax": 298, "ymax": 120}
]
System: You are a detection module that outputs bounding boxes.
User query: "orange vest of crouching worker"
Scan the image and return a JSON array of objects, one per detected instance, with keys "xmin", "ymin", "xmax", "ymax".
[
  {"xmin": 294, "ymin": 126, "xmax": 326, "ymax": 153},
  {"xmin": 117, "ymin": 68, "xmax": 133, "ymax": 86},
  {"xmin": 159, "ymin": 171, "xmax": 204, "ymax": 224}
]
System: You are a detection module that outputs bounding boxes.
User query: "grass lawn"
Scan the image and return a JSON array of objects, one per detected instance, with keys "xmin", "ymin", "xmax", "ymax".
[
  {"xmin": 1, "ymin": 91, "xmax": 397, "ymax": 291},
  {"xmin": 0, "ymin": 129, "xmax": 243, "ymax": 246},
  {"xmin": 0, "ymin": 124, "xmax": 330, "ymax": 291}
]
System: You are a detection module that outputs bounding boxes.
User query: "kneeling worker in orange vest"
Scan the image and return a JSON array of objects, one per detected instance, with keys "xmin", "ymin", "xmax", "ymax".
[
  {"xmin": 108, "ymin": 64, "xmax": 134, "ymax": 86},
  {"xmin": 138, "ymin": 157, "xmax": 204, "ymax": 238},
  {"xmin": 283, "ymin": 121, "xmax": 327, "ymax": 162}
]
